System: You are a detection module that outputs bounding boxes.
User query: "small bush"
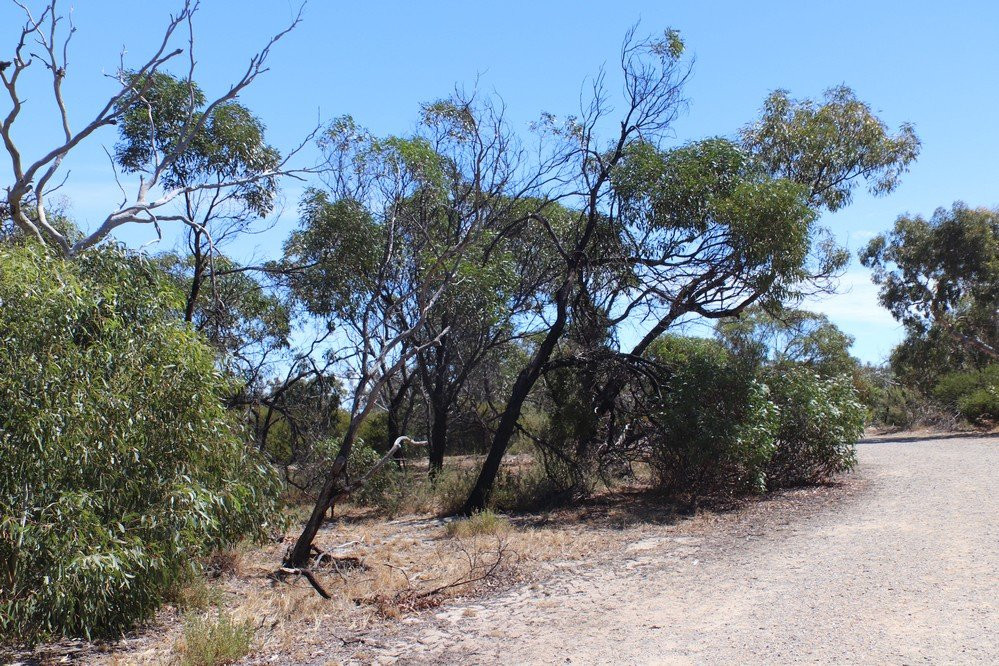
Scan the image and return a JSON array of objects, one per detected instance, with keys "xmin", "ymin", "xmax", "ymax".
[
  {"xmin": 167, "ymin": 574, "xmax": 222, "ymax": 612},
  {"xmin": 432, "ymin": 467, "xmax": 479, "ymax": 515},
  {"xmin": 347, "ymin": 439, "xmax": 402, "ymax": 507},
  {"xmin": 482, "ymin": 462, "xmax": 558, "ymax": 512},
  {"xmin": 444, "ymin": 509, "xmax": 511, "ymax": 538},
  {"xmin": 0, "ymin": 245, "xmax": 281, "ymax": 646},
  {"xmin": 957, "ymin": 386, "xmax": 999, "ymax": 423},
  {"xmin": 765, "ymin": 368, "xmax": 865, "ymax": 488},
  {"xmin": 933, "ymin": 370, "xmax": 984, "ymax": 408},
  {"xmin": 176, "ymin": 612, "xmax": 254, "ymax": 666}
]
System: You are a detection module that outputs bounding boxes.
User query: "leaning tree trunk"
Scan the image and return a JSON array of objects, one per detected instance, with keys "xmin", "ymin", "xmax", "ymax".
[
  {"xmin": 284, "ymin": 422, "xmax": 359, "ymax": 568},
  {"xmin": 460, "ymin": 294, "xmax": 570, "ymax": 514}
]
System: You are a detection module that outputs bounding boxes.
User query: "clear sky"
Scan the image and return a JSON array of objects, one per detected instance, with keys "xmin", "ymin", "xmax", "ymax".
[{"xmin": 3, "ymin": 1, "xmax": 998, "ymax": 363}]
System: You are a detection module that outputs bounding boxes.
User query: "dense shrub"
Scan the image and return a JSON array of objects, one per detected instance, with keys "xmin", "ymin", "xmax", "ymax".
[
  {"xmin": 933, "ymin": 365, "xmax": 999, "ymax": 423},
  {"xmin": 0, "ymin": 245, "xmax": 281, "ymax": 646},
  {"xmin": 764, "ymin": 368, "xmax": 865, "ymax": 487},
  {"xmin": 865, "ymin": 379, "xmax": 946, "ymax": 429},
  {"xmin": 642, "ymin": 336, "xmax": 779, "ymax": 496}
]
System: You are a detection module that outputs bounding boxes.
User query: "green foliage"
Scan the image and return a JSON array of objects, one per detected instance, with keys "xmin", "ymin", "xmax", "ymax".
[
  {"xmin": 743, "ymin": 85, "xmax": 919, "ymax": 212},
  {"xmin": 716, "ymin": 306, "xmax": 858, "ymax": 379},
  {"xmin": 642, "ymin": 336, "xmax": 779, "ymax": 496},
  {"xmin": 347, "ymin": 439, "xmax": 402, "ymax": 507},
  {"xmin": 955, "ymin": 387, "xmax": 999, "ymax": 424},
  {"xmin": 636, "ymin": 335, "xmax": 863, "ymax": 496},
  {"xmin": 177, "ymin": 612, "xmax": 254, "ymax": 666},
  {"xmin": 764, "ymin": 368, "xmax": 865, "ymax": 487},
  {"xmin": 115, "ymin": 71, "xmax": 280, "ymax": 215},
  {"xmin": 281, "ymin": 191, "xmax": 383, "ymax": 318},
  {"xmin": 0, "ymin": 244, "xmax": 281, "ymax": 645},
  {"xmin": 861, "ymin": 203, "xmax": 999, "ymax": 364},
  {"xmin": 863, "ymin": 370, "xmax": 940, "ymax": 430},
  {"xmin": 934, "ymin": 365, "xmax": 999, "ymax": 423},
  {"xmin": 934, "ymin": 371, "xmax": 985, "ymax": 409},
  {"xmin": 156, "ymin": 252, "xmax": 291, "ymax": 376},
  {"xmin": 487, "ymin": 462, "xmax": 569, "ymax": 513},
  {"xmin": 432, "ymin": 467, "xmax": 480, "ymax": 516},
  {"xmin": 612, "ymin": 137, "xmax": 830, "ymax": 311},
  {"xmin": 888, "ymin": 324, "xmax": 981, "ymax": 394}
]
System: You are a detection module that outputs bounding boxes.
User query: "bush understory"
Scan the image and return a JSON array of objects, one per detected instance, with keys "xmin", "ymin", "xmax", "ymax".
[
  {"xmin": 0, "ymin": 250, "xmax": 869, "ymax": 650},
  {"xmin": 0, "ymin": 245, "xmax": 282, "ymax": 646}
]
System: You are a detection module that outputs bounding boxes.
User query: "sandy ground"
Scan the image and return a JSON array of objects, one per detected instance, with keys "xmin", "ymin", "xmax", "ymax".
[{"xmin": 346, "ymin": 434, "xmax": 999, "ymax": 664}]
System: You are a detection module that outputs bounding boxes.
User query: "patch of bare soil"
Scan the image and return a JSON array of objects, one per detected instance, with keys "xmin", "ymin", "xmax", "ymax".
[{"xmin": 346, "ymin": 435, "xmax": 999, "ymax": 665}]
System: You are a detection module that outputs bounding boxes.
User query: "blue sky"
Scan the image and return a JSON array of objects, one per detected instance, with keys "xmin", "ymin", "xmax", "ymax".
[{"xmin": 3, "ymin": 1, "xmax": 998, "ymax": 363}]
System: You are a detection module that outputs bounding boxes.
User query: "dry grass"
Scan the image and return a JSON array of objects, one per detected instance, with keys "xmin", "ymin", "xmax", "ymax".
[
  {"xmin": 444, "ymin": 509, "xmax": 511, "ymax": 538},
  {"xmin": 83, "ymin": 493, "xmax": 611, "ymax": 665},
  {"xmin": 12, "ymin": 448, "xmax": 867, "ymax": 665},
  {"xmin": 174, "ymin": 611, "xmax": 254, "ymax": 666},
  {"xmin": 30, "ymin": 454, "xmax": 669, "ymax": 665}
]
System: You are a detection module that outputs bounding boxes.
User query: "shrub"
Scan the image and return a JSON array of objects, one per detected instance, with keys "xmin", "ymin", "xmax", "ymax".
[
  {"xmin": 934, "ymin": 365, "xmax": 999, "ymax": 423},
  {"xmin": 176, "ymin": 612, "xmax": 254, "ymax": 666},
  {"xmin": 347, "ymin": 439, "xmax": 403, "ymax": 507},
  {"xmin": 867, "ymin": 380, "xmax": 947, "ymax": 429},
  {"xmin": 933, "ymin": 370, "xmax": 984, "ymax": 409},
  {"xmin": 0, "ymin": 245, "xmax": 281, "ymax": 646},
  {"xmin": 433, "ymin": 466, "xmax": 479, "ymax": 515},
  {"xmin": 487, "ymin": 461, "xmax": 567, "ymax": 512},
  {"xmin": 642, "ymin": 336, "xmax": 779, "ymax": 497},
  {"xmin": 168, "ymin": 575, "xmax": 223, "ymax": 612},
  {"xmin": 765, "ymin": 368, "xmax": 865, "ymax": 487},
  {"xmin": 957, "ymin": 386, "xmax": 999, "ymax": 423},
  {"xmin": 444, "ymin": 509, "xmax": 511, "ymax": 538},
  {"xmin": 431, "ymin": 456, "xmax": 563, "ymax": 515}
]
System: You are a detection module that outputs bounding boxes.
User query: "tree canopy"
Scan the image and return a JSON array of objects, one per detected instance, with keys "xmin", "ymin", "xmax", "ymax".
[{"xmin": 861, "ymin": 202, "xmax": 999, "ymax": 362}]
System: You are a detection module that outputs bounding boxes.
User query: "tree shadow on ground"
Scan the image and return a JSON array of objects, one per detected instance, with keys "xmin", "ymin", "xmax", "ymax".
[
  {"xmin": 513, "ymin": 481, "xmax": 847, "ymax": 531},
  {"xmin": 860, "ymin": 431, "xmax": 999, "ymax": 444}
]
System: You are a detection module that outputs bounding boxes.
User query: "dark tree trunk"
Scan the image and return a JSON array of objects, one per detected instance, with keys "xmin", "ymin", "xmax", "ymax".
[
  {"xmin": 184, "ymin": 230, "xmax": 204, "ymax": 324},
  {"xmin": 428, "ymin": 398, "xmax": 448, "ymax": 474},
  {"xmin": 460, "ymin": 282, "xmax": 572, "ymax": 514},
  {"xmin": 284, "ymin": 422, "xmax": 359, "ymax": 567}
]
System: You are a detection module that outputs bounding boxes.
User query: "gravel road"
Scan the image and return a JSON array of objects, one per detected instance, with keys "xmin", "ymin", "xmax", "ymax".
[{"xmin": 386, "ymin": 434, "xmax": 999, "ymax": 664}]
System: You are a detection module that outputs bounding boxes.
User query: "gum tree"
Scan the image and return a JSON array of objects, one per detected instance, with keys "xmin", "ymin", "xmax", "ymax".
[
  {"xmin": 281, "ymin": 96, "xmax": 549, "ymax": 567},
  {"xmin": 1, "ymin": 1, "xmax": 304, "ymax": 256},
  {"xmin": 461, "ymin": 47, "xmax": 920, "ymax": 513},
  {"xmin": 861, "ymin": 202, "xmax": 999, "ymax": 361}
]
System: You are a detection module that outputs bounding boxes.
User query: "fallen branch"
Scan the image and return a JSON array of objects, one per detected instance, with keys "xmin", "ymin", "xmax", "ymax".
[
  {"xmin": 416, "ymin": 536, "xmax": 507, "ymax": 600},
  {"xmin": 278, "ymin": 566, "xmax": 332, "ymax": 599}
]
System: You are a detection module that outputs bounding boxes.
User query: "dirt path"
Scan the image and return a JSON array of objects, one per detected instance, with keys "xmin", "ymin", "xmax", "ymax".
[{"xmin": 360, "ymin": 434, "xmax": 999, "ymax": 664}]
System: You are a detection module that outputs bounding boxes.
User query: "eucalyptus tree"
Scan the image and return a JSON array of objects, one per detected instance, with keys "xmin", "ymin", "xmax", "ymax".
[
  {"xmin": 281, "ymin": 97, "xmax": 549, "ymax": 566},
  {"xmin": 414, "ymin": 193, "xmax": 568, "ymax": 472},
  {"xmin": 742, "ymin": 85, "xmax": 919, "ymax": 212},
  {"xmin": 459, "ymin": 28, "xmax": 694, "ymax": 512},
  {"xmin": 1, "ymin": 1, "xmax": 304, "ymax": 256},
  {"xmin": 114, "ymin": 71, "xmax": 281, "ymax": 318},
  {"xmin": 861, "ymin": 202, "xmax": 999, "ymax": 362},
  {"xmin": 461, "ymin": 40, "xmax": 920, "ymax": 513}
]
